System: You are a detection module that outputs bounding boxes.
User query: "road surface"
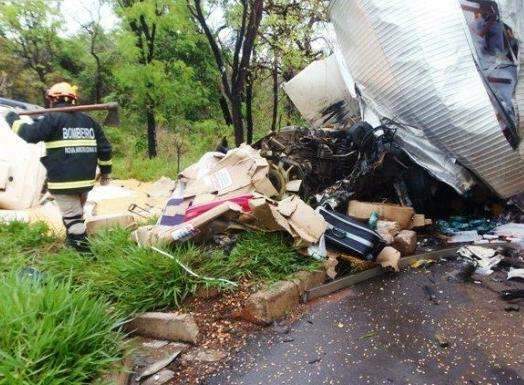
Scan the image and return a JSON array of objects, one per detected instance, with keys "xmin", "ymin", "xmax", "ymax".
[{"xmin": 205, "ymin": 261, "xmax": 524, "ymax": 385}]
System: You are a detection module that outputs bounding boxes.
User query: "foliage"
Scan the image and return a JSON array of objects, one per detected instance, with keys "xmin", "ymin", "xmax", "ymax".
[
  {"xmin": 0, "ymin": 273, "xmax": 124, "ymax": 385},
  {"xmin": 189, "ymin": 0, "xmax": 264, "ymax": 145},
  {"xmin": 104, "ymin": 118, "xmax": 230, "ymax": 180},
  {"xmin": 0, "ymin": 0, "xmax": 63, "ymax": 102},
  {"xmin": 42, "ymin": 228, "xmax": 198, "ymax": 315},
  {"xmin": 112, "ymin": 0, "xmax": 223, "ymax": 157},
  {"xmin": 0, "ymin": 0, "xmax": 318, "ymax": 159}
]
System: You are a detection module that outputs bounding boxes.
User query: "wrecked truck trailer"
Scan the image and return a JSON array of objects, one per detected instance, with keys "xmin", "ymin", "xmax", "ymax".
[
  {"xmin": 255, "ymin": 122, "xmax": 502, "ymax": 218},
  {"xmin": 327, "ymin": 0, "xmax": 524, "ymax": 200},
  {"xmin": 282, "ymin": 55, "xmax": 478, "ymax": 199},
  {"xmin": 330, "ymin": 0, "xmax": 524, "ymax": 198}
]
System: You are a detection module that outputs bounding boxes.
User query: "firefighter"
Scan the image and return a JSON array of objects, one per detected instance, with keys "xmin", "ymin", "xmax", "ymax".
[{"xmin": 5, "ymin": 82, "xmax": 112, "ymax": 252}]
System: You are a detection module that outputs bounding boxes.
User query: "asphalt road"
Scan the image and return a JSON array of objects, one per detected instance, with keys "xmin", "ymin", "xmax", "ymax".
[{"xmin": 204, "ymin": 262, "xmax": 524, "ymax": 385}]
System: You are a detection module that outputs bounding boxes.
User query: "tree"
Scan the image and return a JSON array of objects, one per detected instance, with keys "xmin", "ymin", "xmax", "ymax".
[
  {"xmin": 113, "ymin": 0, "xmax": 218, "ymax": 158},
  {"xmin": 114, "ymin": 0, "xmax": 169, "ymax": 158},
  {"xmin": 258, "ymin": 0, "xmax": 329, "ymax": 129},
  {"xmin": 73, "ymin": 0, "xmax": 108, "ymax": 104},
  {"xmin": 0, "ymin": 0, "xmax": 62, "ymax": 104},
  {"xmin": 188, "ymin": 0, "xmax": 264, "ymax": 146}
]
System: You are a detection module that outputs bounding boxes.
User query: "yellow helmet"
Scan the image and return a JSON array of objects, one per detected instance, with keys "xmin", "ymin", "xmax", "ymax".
[{"xmin": 47, "ymin": 82, "xmax": 78, "ymax": 101}]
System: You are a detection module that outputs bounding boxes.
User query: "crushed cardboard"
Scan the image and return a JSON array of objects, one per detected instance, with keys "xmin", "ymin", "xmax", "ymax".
[
  {"xmin": 0, "ymin": 177, "xmax": 176, "ymax": 238},
  {"xmin": 376, "ymin": 246, "xmax": 401, "ymax": 272},
  {"xmin": 85, "ymin": 214, "xmax": 136, "ymax": 235},
  {"xmin": 0, "ymin": 201, "xmax": 65, "ymax": 238},
  {"xmin": 134, "ymin": 146, "xmax": 327, "ymax": 250},
  {"xmin": 181, "ymin": 145, "xmax": 277, "ymax": 199}
]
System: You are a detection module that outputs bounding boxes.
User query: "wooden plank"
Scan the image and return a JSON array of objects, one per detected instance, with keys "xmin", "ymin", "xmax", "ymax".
[{"xmin": 303, "ymin": 243, "xmax": 510, "ymax": 302}]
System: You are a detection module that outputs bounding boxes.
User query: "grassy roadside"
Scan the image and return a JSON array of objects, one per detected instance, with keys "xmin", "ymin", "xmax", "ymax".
[{"xmin": 0, "ymin": 221, "xmax": 319, "ymax": 384}]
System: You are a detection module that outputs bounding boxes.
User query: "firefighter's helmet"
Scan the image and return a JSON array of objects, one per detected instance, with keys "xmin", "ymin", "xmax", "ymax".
[{"xmin": 47, "ymin": 82, "xmax": 78, "ymax": 102}]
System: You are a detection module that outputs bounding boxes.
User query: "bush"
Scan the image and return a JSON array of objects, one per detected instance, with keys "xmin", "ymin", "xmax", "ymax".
[{"xmin": 0, "ymin": 273, "xmax": 124, "ymax": 385}]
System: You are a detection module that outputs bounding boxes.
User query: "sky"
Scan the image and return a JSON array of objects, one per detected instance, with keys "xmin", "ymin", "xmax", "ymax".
[{"xmin": 59, "ymin": 0, "xmax": 119, "ymax": 36}]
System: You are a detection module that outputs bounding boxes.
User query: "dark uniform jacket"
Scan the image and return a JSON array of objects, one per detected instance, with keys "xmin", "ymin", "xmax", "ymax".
[{"xmin": 11, "ymin": 106, "xmax": 112, "ymax": 194}]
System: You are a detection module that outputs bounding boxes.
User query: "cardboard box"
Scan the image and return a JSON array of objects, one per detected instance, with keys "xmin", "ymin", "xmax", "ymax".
[
  {"xmin": 347, "ymin": 200, "xmax": 415, "ymax": 229},
  {"xmin": 86, "ymin": 214, "xmax": 136, "ymax": 234}
]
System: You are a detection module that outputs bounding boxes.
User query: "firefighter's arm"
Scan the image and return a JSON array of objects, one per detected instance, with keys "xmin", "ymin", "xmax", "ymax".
[
  {"xmin": 94, "ymin": 121, "xmax": 112, "ymax": 181},
  {"xmin": 7, "ymin": 111, "xmax": 54, "ymax": 143}
]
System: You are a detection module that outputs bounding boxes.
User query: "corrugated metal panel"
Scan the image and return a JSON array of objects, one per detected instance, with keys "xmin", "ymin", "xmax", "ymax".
[{"xmin": 330, "ymin": 0, "xmax": 524, "ymax": 198}]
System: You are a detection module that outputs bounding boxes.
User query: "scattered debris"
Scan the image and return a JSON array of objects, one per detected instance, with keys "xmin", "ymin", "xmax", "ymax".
[
  {"xmin": 136, "ymin": 351, "xmax": 182, "ymax": 382},
  {"xmin": 85, "ymin": 213, "xmax": 136, "ymax": 234},
  {"xmin": 507, "ymin": 268, "xmax": 524, "ymax": 280},
  {"xmin": 504, "ymin": 305, "xmax": 520, "ymax": 312},
  {"xmin": 448, "ymin": 231, "xmax": 482, "ymax": 244},
  {"xmin": 411, "ymin": 259, "xmax": 435, "ymax": 269},
  {"xmin": 347, "ymin": 201, "xmax": 415, "ymax": 230},
  {"xmin": 375, "ymin": 247, "xmax": 401, "ymax": 272},
  {"xmin": 457, "ymin": 246, "xmax": 503, "ymax": 276},
  {"xmin": 307, "ymin": 357, "xmax": 322, "ymax": 364},
  {"xmin": 495, "ymin": 223, "xmax": 524, "ymax": 239},
  {"xmin": 375, "ymin": 220, "xmax": 400, "ymax": 245},
  {"xmin": 500, "ymin": 289, "xmax": 524, "ymax": 301},
  {"xmin": 319, "ymin": 207, "xmax": 385, "ymax": 261},
  {"xmin": 393, "ymin": 230, "xmax": 417, "ymax": 256},
  {"xmin": 434, "ymin": 333, "xmax": 450, "ymax": 348},
  {"xmin": 141, "ymin": 369, "xmax": 175, "ymax": 385}
]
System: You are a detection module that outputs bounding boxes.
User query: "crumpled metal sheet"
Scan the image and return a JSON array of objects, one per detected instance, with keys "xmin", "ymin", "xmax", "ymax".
[
  {"xmin": 283, "ymin": 53, "xmax": 477, "ymax": 194},
  {"xmin": 330, "ymin": 0, "xmax": 524, "ymax": 198},
  {"xmin": 282, "ymin": 55, "xmax": 359, "ymax": 128},
  {"xmin": 392, "ymin": 126, "xmax": 476, "ymax": 194}
]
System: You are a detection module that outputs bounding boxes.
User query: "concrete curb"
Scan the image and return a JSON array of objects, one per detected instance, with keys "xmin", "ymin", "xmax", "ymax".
[
  {"xmin": 241, "ymin": 269, "xmax": 327, "ymax": 325},
  {"xmin": 124, "ymin": 312, "xmax": 199, "ymax": 344}
]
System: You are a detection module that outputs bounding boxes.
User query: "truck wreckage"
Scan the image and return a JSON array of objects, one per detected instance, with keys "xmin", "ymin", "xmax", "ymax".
[
  {"xmin": 133, "ymin": 0, "xmax": 524, "ymax": 274},
  {"xmin": 1, "ymin": 0, "xmax": 524, "ymax": 277}
]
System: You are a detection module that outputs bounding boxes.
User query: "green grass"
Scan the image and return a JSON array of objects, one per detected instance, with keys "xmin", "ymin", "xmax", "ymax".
[
  {"xmin": 41, "ymin": 228, "xmax": 198, "ymax": 315},
  {"xmin": 0, "ymin": 221, "xmax": 59, "ymax": 273},
  {"xmin": 193, "ymin": 232, "xmax": 322, "ymax": 283},
  {"xmin": 0, "ymin": 222, "xmax": 319, "ymax": 315},
  {"xmin": 0, "ymin": 222, "xmax": 319, "ymax": 384},
  {"xmin": 0, "ymin": 273, "xmax": 124, "ymax": 385},
  {"xmin": 106, "ymin": 119, "xmax": 232, "ymax": 181}
]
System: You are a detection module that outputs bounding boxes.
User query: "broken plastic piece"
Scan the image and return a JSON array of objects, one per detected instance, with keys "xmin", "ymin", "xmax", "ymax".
[
  {"xmin": 448, "ymin": 231, "xmax": 481, "ymax": 244},
  {"xmin": 507, "ymin": 268, "xmax": 524, "ymax": 280},
  {"xmin": 152, "ymin": 247, "xmax": 237, "ymax": 287}
]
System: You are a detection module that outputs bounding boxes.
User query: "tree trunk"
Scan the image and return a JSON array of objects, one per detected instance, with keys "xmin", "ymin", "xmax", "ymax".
[
  {"xmin": 146, "ymin": 106, "xmax": 157, "ymax": 158},
  {"xmin": 246, "ymin": 74, "xmax": 254, "ymax": 144},
  {"xmin": 93, "ymin": 54, "xmax": 102, "ymax": 104},
  {"xmin": 231, "ymin": 95, "xmax": 244, "ymax": 146},
  {"xmin": 36, "ymin": 71, "xmax": 48, "ymax": 106},
  {"xmin": 219, "ymin": 95, "xmax": 233, "ymax": 125},
  {"xmin": 271, "ymin": 54, "xmax": 279, "ymax": 132}
]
